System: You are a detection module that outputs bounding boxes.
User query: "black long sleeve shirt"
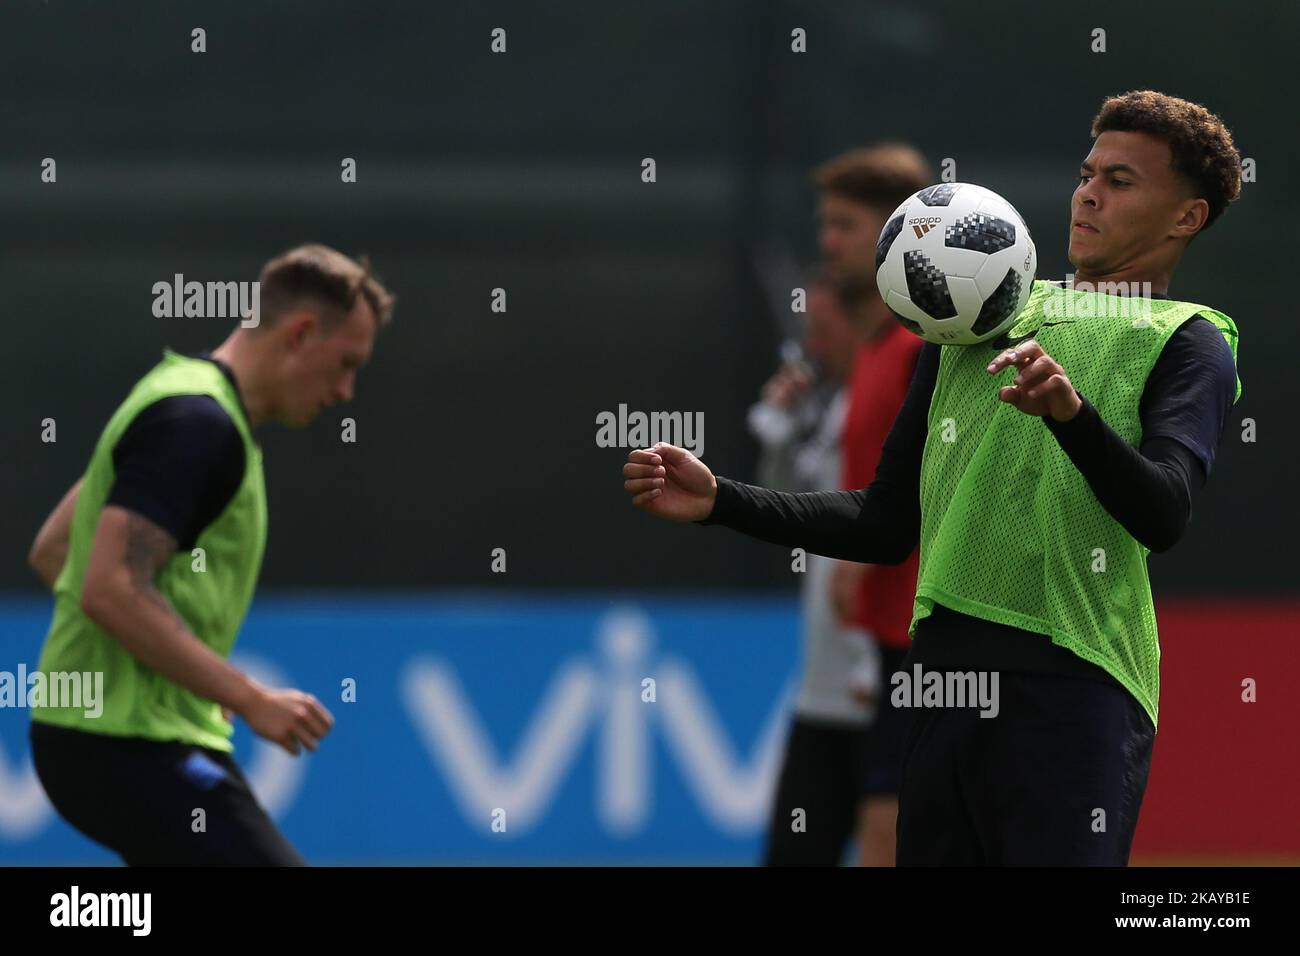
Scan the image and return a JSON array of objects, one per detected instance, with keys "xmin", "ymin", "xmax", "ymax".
[{"xmin": 702, "ymin": 305, "xmax": 1238, "ymax": 698}]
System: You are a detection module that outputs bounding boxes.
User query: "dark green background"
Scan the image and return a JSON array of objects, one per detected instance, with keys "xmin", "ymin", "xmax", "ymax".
[{"xmin": 2, "ymin": 0, "xmax": 1293, "ymax": 594}]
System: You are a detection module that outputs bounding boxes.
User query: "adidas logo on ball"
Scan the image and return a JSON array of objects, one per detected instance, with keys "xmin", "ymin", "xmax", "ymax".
[
  {"xmin": 877, "ymin": 182, "xmax": 1038, "ymax": 346},
  {"xmin": 908, "ymin": 217, "xmax": 943, "ymax": 238}
]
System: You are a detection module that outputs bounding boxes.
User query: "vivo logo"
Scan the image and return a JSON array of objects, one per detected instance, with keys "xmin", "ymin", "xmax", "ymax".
[
  {"xmin": 401, "ymin": 607, "xmax": 793, "ymax": 837},
  {"xmin": 0, "ymin": 606, "xmax": 794, "ymax": 848}
]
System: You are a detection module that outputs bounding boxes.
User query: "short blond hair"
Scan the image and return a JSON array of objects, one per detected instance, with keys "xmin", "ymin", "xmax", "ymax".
[{"xmin": 257, "ymin": 244, "xmax": 396, "ymax": 330}]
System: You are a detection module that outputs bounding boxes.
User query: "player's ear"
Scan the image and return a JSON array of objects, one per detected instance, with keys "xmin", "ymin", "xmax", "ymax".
[
  {"xmin": 281, "ymin": 310, "xmax": 319, "ymax": 350},
  {"xmin": 1172, "ymin": 197, "xmax": 1208, "ymax": 239}
]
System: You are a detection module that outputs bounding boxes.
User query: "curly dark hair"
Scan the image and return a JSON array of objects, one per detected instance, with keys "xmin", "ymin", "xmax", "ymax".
[{"xmin": 1090, "ymin": 90, "xmax": 1242, "ymax": 234}]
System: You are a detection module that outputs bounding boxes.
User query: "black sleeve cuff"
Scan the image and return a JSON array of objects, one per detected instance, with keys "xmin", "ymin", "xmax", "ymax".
[
  {"xmin": 1041, "ymin": 388, "xmax": 1095, "ymax": 434},
  {"xmin": 696, "ymin": 475, "xmax": 737, "ymax": 526}
]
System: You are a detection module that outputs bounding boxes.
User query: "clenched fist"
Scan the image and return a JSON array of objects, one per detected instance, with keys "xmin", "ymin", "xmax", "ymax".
[{"xmin": 622, "ymin": 442, "xmax": 718, "ymax": 522}]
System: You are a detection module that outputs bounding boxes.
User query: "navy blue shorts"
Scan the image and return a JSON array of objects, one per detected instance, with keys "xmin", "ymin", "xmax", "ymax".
[
  {"xmin": 30, "ymin": 721, "xmax": 304, "ymax": 866},
  {"xmin": 895, "ymin": 665, "xmax": 1155, "ymax": 866},
  {"xmin": 861, "ymin": 644, "xmax": 912, "ymax": 797}
]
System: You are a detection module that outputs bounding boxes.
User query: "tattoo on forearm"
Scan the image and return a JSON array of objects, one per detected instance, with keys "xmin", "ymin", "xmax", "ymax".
[
  {"xmin": 123, "ymin": 512, "xmax": 177, "ymax": 585},
  {"xmin": 122, "ymin": 512, "xmax": 185, "ymax": 623}
]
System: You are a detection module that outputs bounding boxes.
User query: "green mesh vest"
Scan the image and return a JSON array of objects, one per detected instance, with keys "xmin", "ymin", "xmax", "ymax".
[
  {"xmin": 912, "ymin": 279, "xmax": 1241, "ymax": 729},
  {"xmin": 32, "ymin": 350, "xmax": 267, "ymax": 751}
]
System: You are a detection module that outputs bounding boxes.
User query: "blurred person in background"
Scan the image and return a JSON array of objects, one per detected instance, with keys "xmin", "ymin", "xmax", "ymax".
[
  {"xmin": 759, "ymin": 144, "xmax": 932, "ymax": 866},
  {"xmin": 753, "ymin": 269, "xmax": 877, "ymax": 866},
  {"xmin": 812, "ymin": 145, "xmax": 931, "ymax": 866}
]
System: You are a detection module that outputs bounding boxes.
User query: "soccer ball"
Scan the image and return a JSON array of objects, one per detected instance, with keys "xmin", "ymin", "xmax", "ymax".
[{"xmin": 875, "ymin": 182, "xmax": 1036, "ymax": 345}]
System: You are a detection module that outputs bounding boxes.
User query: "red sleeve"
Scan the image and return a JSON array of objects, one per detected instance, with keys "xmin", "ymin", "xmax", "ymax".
[{"xmin": 842, "ymin": 333, "xmax": 923, "ymax": 490}]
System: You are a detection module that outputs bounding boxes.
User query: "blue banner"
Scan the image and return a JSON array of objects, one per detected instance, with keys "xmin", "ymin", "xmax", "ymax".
[{"xmin": 0, "ymin": 595, "xmax": 802, "ymax": 864}]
